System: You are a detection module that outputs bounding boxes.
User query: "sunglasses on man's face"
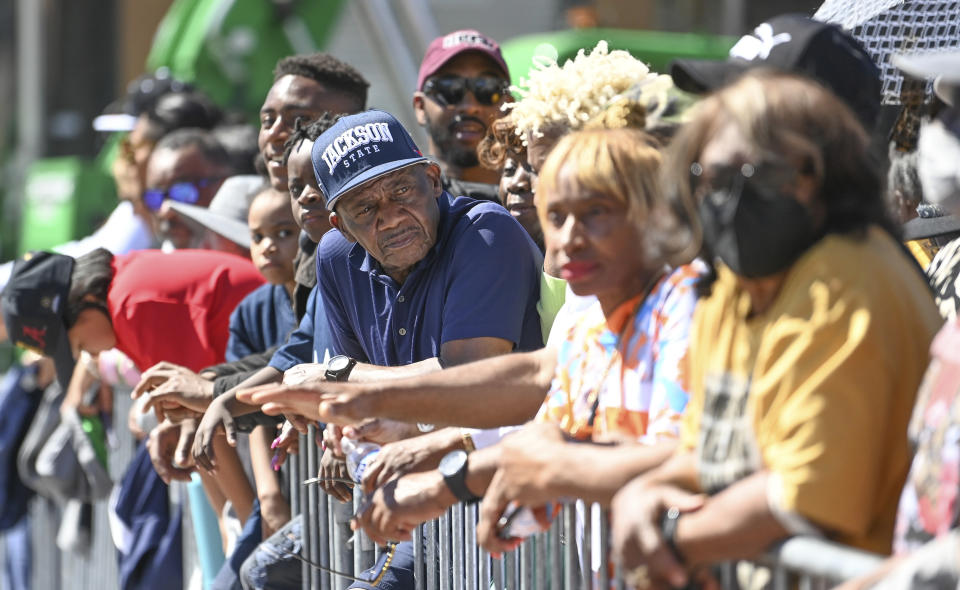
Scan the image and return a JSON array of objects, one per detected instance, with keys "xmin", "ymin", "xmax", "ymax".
[
  {"xmin": 143, "ymin": 178, "xmax": 220, "ymax": 212},
  {"xmin": 423, "ymin": 76, "xmax": 509, "ymax": 107}
]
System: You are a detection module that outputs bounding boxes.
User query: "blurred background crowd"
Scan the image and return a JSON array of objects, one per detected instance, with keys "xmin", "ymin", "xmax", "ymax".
[{"xmin": 1, "ymin": 1, "xmax": 960, "ymax": 590}]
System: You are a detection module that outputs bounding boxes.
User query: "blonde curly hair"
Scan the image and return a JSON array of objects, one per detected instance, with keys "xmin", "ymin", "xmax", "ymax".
[{"xmin": 505, "ymin": 41, "xmax": 663, "ymax": 144}]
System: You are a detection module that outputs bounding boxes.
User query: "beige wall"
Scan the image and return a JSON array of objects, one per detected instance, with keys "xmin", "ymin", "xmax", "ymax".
[{"xmin": 115, "ymin": 0, "xmax": 175, "ymax": 94}]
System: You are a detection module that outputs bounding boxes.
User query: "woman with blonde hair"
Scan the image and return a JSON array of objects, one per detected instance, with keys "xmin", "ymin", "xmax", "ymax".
[
  {"xmin": 611, "ymin": 71, "xmax": 941, "ymax": 588},
  {"xmin": 479, "ymin": 43, "xmax": 685, "ymax": 341}
]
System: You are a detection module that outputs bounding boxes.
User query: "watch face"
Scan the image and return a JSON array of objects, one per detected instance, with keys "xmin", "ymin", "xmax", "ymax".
[
  {"xmin": 327, "ymin": 355, "xmax": 351, "ymax": 372},
  {"xmin": 439, "ymin": 449, "xmax": 468, "ymax": 477}
]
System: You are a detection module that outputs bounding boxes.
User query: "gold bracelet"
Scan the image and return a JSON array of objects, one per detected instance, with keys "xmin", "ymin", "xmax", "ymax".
[{"xmin": 460, "ymin": 428, "xmax": 476, "ymax": 453}]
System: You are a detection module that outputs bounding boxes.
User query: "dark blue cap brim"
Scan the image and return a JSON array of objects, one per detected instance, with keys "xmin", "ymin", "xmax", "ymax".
[{"xmin": 325, "ymin": 157, "xmax": 429, "ymax": 212}]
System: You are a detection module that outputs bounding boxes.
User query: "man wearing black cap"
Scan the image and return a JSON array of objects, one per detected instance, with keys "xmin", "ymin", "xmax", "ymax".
[{"xmin": 670, "ymin": 14, "xmax": 882, "ymax": 131}]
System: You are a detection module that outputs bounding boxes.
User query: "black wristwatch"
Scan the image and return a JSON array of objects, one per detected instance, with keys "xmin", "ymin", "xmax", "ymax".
[
  {"xmin": 324, "ymin": 355, "xmax": 357, "ymax": 382},
  {"xmin": 439, "ymin": 450, "xmax": 481, "ymax": 503},
  {"xmin": 660, "ymin": 506, "xmax": 686, "ymax": 565}
]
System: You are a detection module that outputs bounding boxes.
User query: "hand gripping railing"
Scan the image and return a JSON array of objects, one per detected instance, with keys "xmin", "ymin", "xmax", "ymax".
[{"xmin": 292, "ymin": 432, "xmax": 886, "ymax": 590}]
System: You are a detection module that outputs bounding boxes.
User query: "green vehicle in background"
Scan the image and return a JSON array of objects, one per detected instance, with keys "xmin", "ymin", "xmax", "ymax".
[{"xmin": 15, "ymin": 2, "xmax": 733, "ymax": 257}]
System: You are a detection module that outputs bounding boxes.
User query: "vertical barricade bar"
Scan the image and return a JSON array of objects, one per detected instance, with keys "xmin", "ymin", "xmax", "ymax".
[
  {"xmin": 296, "ymin": 433, "xmax": 308, "ymax": 590},
  {"xmin": 583, "ymin": 503, "xmax": 593, "ymax": 589},
  {"xmin": 465, "ymin": 503, "xmax": 478, "ymax": 590},
  {"xmin": 598, "ymin": 508, "xmax": 610, "ymax": 590},
  {"xmin": 505, "ymin": 548, "xmax": 518, "ymax": 590},
  {"xmin": 535, "ymin": 531, "xmax": 547, "ymax": 590},
  {"xmin": 331, "ymin": 497, "xmax": 340, "ymax": 590},
  {"xmin": 453, "ymin": 504, "xmax": 464, "ymax": 590},
  {"xmin": 439, "ymin": 511, "xmax": 451, "ymax": 590},
  {"xmin": 307, "ymin": 426, "xmax": 321, "ymax": 590},
  {"xmin": 490, "ymin": 556, "xmax": 507, "ymax": 590},
  {"xmin": 427, "ymin": 518, "xmax": 439, "ymax": 590},
  {"xmin": 549, "ymin": 511, "xmax": 562, "ymax": 590},
  {"xmin": 520, "ymin": 535, "xmax": 533, "ymax": 590},
  {"xmin": 334, "ymin": 499, "xmax": 355, "ymax": 590},
  {"xmin": 290, "ymin": 436, "xmax": 301, "ymax": 514},
  {"xmin": 319, "ymin": 493, "xmax": 331, "ymax": 590},
  {"xmin": 353, "ymin": 493, "xmax": 363, "ymax": 579},
  {"xmin": 479, "ymin": 506, "xmax": 492, "ymax": 590},
  {"xmin": 563, "ymin": 505, "xmax": 577, "ymax": 590},
  {"xmin": 414, "ymin": 523, "xmax": 426, "ymax": 590},
  {"xmin": 774, "ymin": 562, "xmax": 789, "ymax": 590},
  {"xmin": 492, "ymin": 555, "xmax": 504, "ymax": 590},
  {"xmin": 719, "ymin": 561, "xmax": 733, "ymax": 590}
]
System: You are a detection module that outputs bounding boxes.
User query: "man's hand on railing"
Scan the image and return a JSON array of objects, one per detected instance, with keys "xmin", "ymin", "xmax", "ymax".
[
  {"xmin": 319, "ymin": 448, "xmax": 353, "ymax": 503},
  {"xmin": 132, "ymin": 361, "xmax": 215, "ymax": 421},
  {"xmin": 352, "ymin": 470, "xmax": 456, "ymax": 546},
  {"xmin": 192, "ymin": 395, "xmax": 238, "ymax": 471},
  {"xmin": 343, "ymin": 418, "xmax": 420, "ymax": 446},
  {"xmin": 360, "ymin": 428, "xmax": 464, "ymax": 496},
  {"xmin": 238, "ymin": 380, "xmax": 375, "ymax": 426},
  {"xmin": 236, "ymin": 382, "xmax": 327, "ymax": 421},
  {"xmin": 610, "ymin": 476, "xmax": 705, "ymax": 590},
  {"xmin": 147, "ymin": 418, "xmax": 196, "ymax": 484},
  {"xmin": 282, "ymin": 363, "xmax": 327, "ymax": 386}
]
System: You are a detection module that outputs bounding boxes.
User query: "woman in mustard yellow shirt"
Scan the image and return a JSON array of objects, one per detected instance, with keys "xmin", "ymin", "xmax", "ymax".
[{"xmin": 610, "ymin": 71, "xmax": 943, "ymax": 588}]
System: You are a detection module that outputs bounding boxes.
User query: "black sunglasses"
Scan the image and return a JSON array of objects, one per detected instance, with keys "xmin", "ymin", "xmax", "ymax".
[{"xmin": 423, "ymin": 76, "xmax": 509, "ymax": 107}]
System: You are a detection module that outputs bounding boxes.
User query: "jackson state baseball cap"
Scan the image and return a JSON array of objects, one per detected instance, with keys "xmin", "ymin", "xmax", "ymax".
[
  {"xmin": 417, "ymin": 29, "xmax": 510, "ymax": 90},
  {"xmin": 311, "ymin": 109, "xmax": 428, "ymax": 212},
  {"xmin": 1, "ymin": 252, "xmax": 77, "ymax": 387},
  {"xmin": 670, "ymin": 14, "xmax": 881, "ymax": 128}
]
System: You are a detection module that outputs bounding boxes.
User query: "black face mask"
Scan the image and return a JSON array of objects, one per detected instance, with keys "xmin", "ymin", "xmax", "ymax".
[{"xmin": 697, "ymin": 163, "xmax": 819, "ymax": 278}]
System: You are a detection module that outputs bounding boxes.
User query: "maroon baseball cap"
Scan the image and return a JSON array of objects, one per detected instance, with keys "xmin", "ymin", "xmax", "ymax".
[{"xmin": 417, "ymin": 30, "xmax": 510, "ymax": 90}]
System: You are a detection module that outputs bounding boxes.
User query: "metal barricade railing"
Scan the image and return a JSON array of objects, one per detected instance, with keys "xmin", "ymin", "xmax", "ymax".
[{"xmin": 293, "ymin": 436, "xmax": 886, "ymax": 590}]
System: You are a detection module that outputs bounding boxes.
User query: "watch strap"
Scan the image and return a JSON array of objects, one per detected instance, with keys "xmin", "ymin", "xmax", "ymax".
[
  {"xmin": 441, "ymin": 452, "xmax": 481, "ymax": 504},
  {"xmin": 660, "ymin": 506, "xmax": 685, "ymax": 565},
  {"xmin": 324, "ymin": 356, "xmax": 357, "ymax": 382}
]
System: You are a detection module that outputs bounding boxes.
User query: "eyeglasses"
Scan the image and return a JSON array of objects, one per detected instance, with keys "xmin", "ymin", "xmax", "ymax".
[
  {"xmin": 423, "ymin": 76, "xmax": 509, "ymax": 107},
  {"xmin": 143, "ymin": 178, "xmax": 221, "ymax": 212}
]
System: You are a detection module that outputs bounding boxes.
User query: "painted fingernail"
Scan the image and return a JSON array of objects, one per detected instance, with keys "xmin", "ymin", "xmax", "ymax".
[
  {"xmin": 271, "ymin": 454, "xmax": 281, "ymax": 471},
  {"xmin": 271, "ymin": 437, "xmax": 280, "ymax": 449}
]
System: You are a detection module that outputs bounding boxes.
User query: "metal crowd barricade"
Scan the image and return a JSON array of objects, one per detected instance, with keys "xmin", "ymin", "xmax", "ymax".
[{"xmin": 293, "ymin": 438, "xmax": 885, "ymax": 590}]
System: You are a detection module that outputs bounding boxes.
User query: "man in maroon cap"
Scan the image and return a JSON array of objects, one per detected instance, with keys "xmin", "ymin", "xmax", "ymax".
[{"xmin": 413, "ymin": 29, "xmax": 510, "ymax": 200}]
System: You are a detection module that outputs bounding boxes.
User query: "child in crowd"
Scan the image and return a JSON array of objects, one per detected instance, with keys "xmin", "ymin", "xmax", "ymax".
[{"xmin": 226, "ymin": 186, "xmax": 301, "ymax": 362}]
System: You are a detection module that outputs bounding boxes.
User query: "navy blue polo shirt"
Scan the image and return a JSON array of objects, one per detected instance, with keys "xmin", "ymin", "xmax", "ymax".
[
  {"xmin": 226, "ymin": 283, "xmax": 298, "ymax": 362},
  {"xmin": 269, "ymin": 284, "xmax": 334, "ymax": 370},
  {"xmin": 317, "ymin": 191, "xmax": 543, "ymax": 366}
]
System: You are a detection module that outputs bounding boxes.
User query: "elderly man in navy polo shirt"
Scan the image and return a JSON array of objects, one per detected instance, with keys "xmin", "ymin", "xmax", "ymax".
[
  {"xmin": 284, "ymin": 109, "xmax": 541, "ymax": 589},
  {"xmin": 313, "ymin": 109, "xmax": 543, "ymax": 374}
]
